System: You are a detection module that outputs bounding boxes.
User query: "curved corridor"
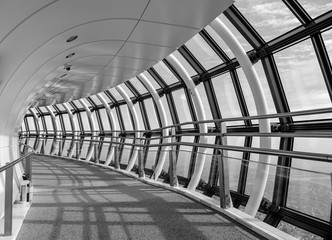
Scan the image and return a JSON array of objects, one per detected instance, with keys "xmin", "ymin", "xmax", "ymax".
[{"xmin": 17, "ymin": 155, "xmax": 264, "ymax": 240}]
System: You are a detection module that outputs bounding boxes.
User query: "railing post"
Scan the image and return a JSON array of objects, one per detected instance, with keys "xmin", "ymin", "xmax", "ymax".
[
  {"xmin": 4, "ymin": 163, "xmax": 13, "ymax": 236},
  {"xmin": 169, "ymin": 127, "xmax": 178, "ymax": 187},
  {"xmin": 218, "ymin": 122, "xmax": 232, "ymax": 209},
  {"xmin": 138, "ymin": 133, "xmax": 145, "ymax": 178},
  {"xmin": 114, "ymin": 136, "xmax": 120, "ymax": 170}
]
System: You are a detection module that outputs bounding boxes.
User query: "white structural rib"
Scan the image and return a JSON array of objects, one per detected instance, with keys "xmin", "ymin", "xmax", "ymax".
[
  {"xmin": 96, "ymin": 93, "xmax": 118, "ymax": 167},
  {"xmin": 210, "ymin": 18, "xmax": 271, "ymax": 216},
  {"xmin": 62, "ymin": 102, "xmax": 77, "ymax": 158},
  {"xmin": 167, "ymin": 54, "xmax": 208, "ymax": 191},
  {"xmin": 46, "ymin": 106, "xmax": 59, "ymax": 155},
  {"xmin": 115, "ymin": 85, "xmax": 140, "ymax": 172},
  {"xmin": 79, "ymin": 98, "xmax": 96, "ymax": 162},
  {"xmin": 137, "ymin": 74, "xmax": 170, "ymax": 180},
  {"xmin": 29, "ymin": 108, "xmax": 43, "ymax": 153}
]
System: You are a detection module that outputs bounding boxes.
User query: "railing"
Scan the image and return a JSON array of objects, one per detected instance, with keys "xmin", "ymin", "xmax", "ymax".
[
  {"xmin": 19, "ymin": 106, "xmax": 332, "ymax": 238},
  {"xmin": 0, "ymin": 144, "xmax": 34, "ymax": 236}
]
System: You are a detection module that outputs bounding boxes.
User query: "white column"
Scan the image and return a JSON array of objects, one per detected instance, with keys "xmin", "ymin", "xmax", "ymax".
[
  {"xmin": 62, "ymin": 103, "xmax": 77, "ymax": 158},
  {"xmin": 138, "ymin": 74, "xmax": 170, "ymax": 180},
  {"xmin": 115, "ymin": 85, "xmax": 140, "ymax": 172},
  {"xmin": 46, "ymin": 106, "xmax": 59, "ymax": 155},
  {"xmin": 166, "ymin": 54, "xmax": 208, "ymax": 191},
  {"xmin": 96, "ymin": 93, "xmax": 118, "ymax": 167},
  {"xmin": 211, "ymin": 18, "xmax": 271, "ymax": 216},
  {"xmin": 79, "ymin": 98, "xmax": 97, "ymax": 162}
]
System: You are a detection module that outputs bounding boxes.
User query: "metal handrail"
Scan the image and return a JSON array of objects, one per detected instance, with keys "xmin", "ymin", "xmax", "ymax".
[
  {"xmin": 26, "ymin": 133, "xmax": 332, "ymax": 163},
  {"xmin": 0, "ymin": 149, "xmax": 33, "ymax": 236},
  {"xmin": 21, "ymin": 106, "xmax": 332, "ymax": 136}
]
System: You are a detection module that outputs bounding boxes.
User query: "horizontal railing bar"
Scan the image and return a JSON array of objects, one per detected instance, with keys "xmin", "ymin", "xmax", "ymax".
[
  {"xmin": 21, "ymin": 107, "xmax": 332, "ymax": 136},
  {"xmin": 0, "ymin": 152, "xmax": 33, "ymax": 173},
  {"xmin": 27, "ymin": 136, "xmax": 332, "ymax": 163}
]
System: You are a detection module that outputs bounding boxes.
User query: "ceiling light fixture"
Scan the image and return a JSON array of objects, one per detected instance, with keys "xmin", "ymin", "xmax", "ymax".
[
  {"xmin": 66, "ymin": 53, "xmax": 75, "ymax": 58},
  {"xmin": 66, "ymin": 35, "xmax": 78, "ymax": 42}
]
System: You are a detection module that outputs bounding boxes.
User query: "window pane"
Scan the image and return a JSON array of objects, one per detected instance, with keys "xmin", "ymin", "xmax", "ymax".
[
  {"xmin": 172, "ymin": 51, "xmax": 197, "ymax": 77},
  {"xmin": 89, "ymin": 95, "xmax": 102, "ymax": 105},
  {"xmin": 255, "ymin": 61, "xmax": 277, "ymax": 115},
  {"xmin": 288, "ymin": 138, "xmax": 332, "ymax": 221},
  {"xmin": 160, "ymin": 96, "xmax": 173, "ymax": 127},
  {"xmin": 26, "ymin": 117, "xmax": 36, "ymax": 131},
  {"xmin": 72, "ymin": 100, "xmax": 83, "ymax": 108},
  {"xmin": 129, "ymin": 77, "xmax": 148, "ymax": 95},
  {"xmin": 113, "ymin": 107, "xmax": 121, "ymax": 131},
  {"xmin": 144, "ymin": 98, "xmax": 159, "ymax": 130},
  {"xmin": 99, "ymin": 108, "xmax": 111, "ymax": 130},
  {"xmin": 134, "ymin": 103, "xmax": 145, "ymax": 130},
  {"xmin": 62, "ymin": 114, "xmax": 72, "ymax": 132},
  {"xmin": 56, "ymin": 104, "xmax": 66, "ymax": 111},
  {"xmin": 234, "ymin": 0, "xmax": 300, "ymax": 42},
  {"xmin": 297, "ymin": 0, "xmax": 332, "ymax": 19},
  {"xmin": 91, "ymin": 111, "xmax": 99, "ymax": 131},
  {"xmin": 322, "ymin": 29, "xmax": 332, "ymax": 65},
  {"xmin": 153, "ymin": 61, "xmax": 179, "ymax": 85},
  {"xmin": 211, "ymin": 73, "xmax": 243, "ymax": 126},
  {"xmin": 274, "ymin": 39, "xmax": 331, "ymax": 112},
  {"xmin": 172, "ymin": 89, "xmax": 193, "ymax": 128},
  {"xmin": 80, "ymin": 112, "xmax": 90, "ymax": 131},
  {"xmin": 44, "ymin": 115, "xmax": 53, "ymax": 131},
  {"xmin": 185, "ymin": 34, "xmax": 223, "ymax": 70},
  {"xmin": 120, "ymin": 105, "xmax": 132, "ymax": 130}
]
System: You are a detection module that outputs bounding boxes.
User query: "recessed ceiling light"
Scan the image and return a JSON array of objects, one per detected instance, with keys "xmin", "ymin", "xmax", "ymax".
[
  {"xmin": 66, "ymin": 35, "xmax": 78, "ymax": 42},
  {"xmin": 66, "ymin": 52, "xmax": 75, "ymax": 58}
]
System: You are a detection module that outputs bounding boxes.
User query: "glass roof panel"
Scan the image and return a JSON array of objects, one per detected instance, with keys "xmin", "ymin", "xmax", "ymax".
[
  {"xmin": 108, "ymin": 88, "xmax": 124, "ymax": 101},
  {"xmin": 153, "ymin": 61, "xmax": 179, "ymax": 85},
  {"xmin": 217, "ymin": 13, "xmax": 252, "ymax": 52},
  {"xmin": 38, "ymin": 106, "xmax": 48, "ymax": 113},
  {"xmin": 55, "ymin": 104, "xmax": 66, "ymax": 111},
  {"xmin": 297, "ymin": 0, "xmax": 332, "ymax": 19},
  {"xmin": 172, "ymin": 51, "xmax": 197, "ymax": 77},
  {"xmin": 204, "ymin": 25, "xmax": 235, "ymax": 59},
  {"xmin": 129, "ymin": 77, "xmax": 148, "ymax": 95},
  {"xmin": 89, "ymin": 95, "xmax": 102, "ymax": 105},
  {"xmin": 274, "ymin": 38, "xmax": 331, "ymax": 112},
  {"xmin": 185, "ymin": 33, "xmax": 223, "ymax": 70},
  {"xmin": 72, "ymin": 100, "xmax": 83, "ymax": 108},
  {"xmin": 234, "ymin": 0, "xmax": 301, "ymax": 42}
]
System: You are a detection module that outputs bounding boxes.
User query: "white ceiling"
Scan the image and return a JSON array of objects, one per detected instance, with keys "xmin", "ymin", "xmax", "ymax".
[{"xmin": 0, "ymin": 0, "xmax": 233, "ymax": 107}]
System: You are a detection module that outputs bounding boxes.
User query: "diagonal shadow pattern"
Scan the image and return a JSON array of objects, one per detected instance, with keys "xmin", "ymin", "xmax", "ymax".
[{"xmin": 17, "ymin": 155, "xmax": 266, "ymax": 240}]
